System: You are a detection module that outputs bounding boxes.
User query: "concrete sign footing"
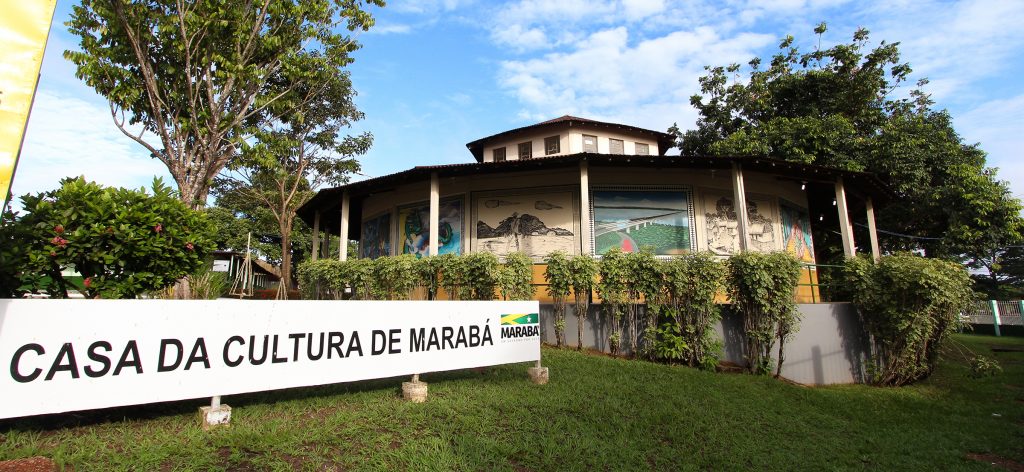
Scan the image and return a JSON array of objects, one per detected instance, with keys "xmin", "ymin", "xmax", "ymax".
[
  {"xmin": 199, "ymin": 404, "xmax": 231, "ymax": 430},
  {"xmin": 528, "ymin": 366, "xmax": 549, "ymax": 385},
  {"xmin": 402, "ymin": 380, "xmax": 428, "ymax": 403}
]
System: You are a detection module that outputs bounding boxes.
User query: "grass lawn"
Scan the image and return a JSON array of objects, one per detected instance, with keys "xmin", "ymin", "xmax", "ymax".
[{"xmin": 1, "ymin": 333, "xmax": 1022, "ymax": 471}]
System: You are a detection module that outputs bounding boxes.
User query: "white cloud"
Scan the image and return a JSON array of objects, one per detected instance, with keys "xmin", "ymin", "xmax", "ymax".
[
  {"xmin": 369, "ymin": 23, "xmax": 413, "ymax": 34},
  {"xmin": 620, "ymin": 0, "xmax": 666, "ymax": 21},
  {"xmin": 388, "ymin": 0, "xmax": 475, "ymax": 14},
  {"xmin": 10, "ymin": 90, "xmax": 171, "ymax": 207},
  {"xmin": 954, "ymin": 94, "xmax": 1024, "ymax": 198},
  {"xmin": 498, "ymin": 26, "xmax": 773, "ymax": 132}
]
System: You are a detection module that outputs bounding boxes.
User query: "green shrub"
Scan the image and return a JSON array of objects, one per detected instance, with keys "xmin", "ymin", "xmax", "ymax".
[
  {"xmin": 569, "ymin": 254, "xmax": 597, "ymax": 351},
  {"xmin": 500, "ymin": 252, "xmax": 535, "ymax": 301},
  {"xmin": 415, "ymin": 256, "xmax": 442, "ymax": 300},
  {"xmin": 463, "ymin": 252, "xmax": 500, "ymax": 300},
  {"xmin": 844, "ymin": 253, "xmax": 974, "ymax": 386},
  {"xmin": 624, "ymin": 249, "xmax": 661, "ymax": 357},
  {"xmin": 727, "ymin": 251, "xmax": 802, "ymax": 375},
  {"xmin": 372, "ymin": 254, "xmax": 419, "ymax": 300},
  {"xmin": 662, "ymin": 252, "xmax": 725, "ymax": 369},
  {"xmin": 0, "ymin": 177, "xmax": 214, "ymax": 298},
  {"xmin": 437, "ymin": 253, "xmax": 467, "ymax": 300},
  {"xmin": 544, "ymin": 251, "xmax": 572, "ymax": 347},
  {"xmin": 649, "ymin": 322, "xmax": 688, "ymax": 363},
  {"xmin": 969, "ymin": 355, "xmax": 1002, "ymax": 378},
  {"xmin": 598, "ymin": 248, "xmax": 630, "ymax": 356},
  {"xmin": 296, "ymin": 259, "xmax": 347, "ymax": 300}
]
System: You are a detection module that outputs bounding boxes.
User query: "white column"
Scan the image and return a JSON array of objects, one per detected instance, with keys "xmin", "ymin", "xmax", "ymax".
[
  {"xmin": 579, "ymin": 160, "xmax": 592, "ymax": 255},
  {"xmin": 311, "ymin": 211, "xmax": 321, "ymax": 261},
  {"xmin": 429, "ymin": 173, "xmax": 440, "ymax": 256},
  {"xmin": 865, "ymin": 196, "xmax": 880, "ymax": 262},
  {"xmin": 338, "ymin": 192, "xmax": 350, "ymax": 261},
  {"xmin": 835, "ymin": 177, "xmax": 856, "ymax": 258},
  {"xmin": 322, "ymin": 230, "xmax": 330, "ymax": 259},
  {"xmin": 731, "ymin": 162, "xmax": 750, "ymax": 252}
]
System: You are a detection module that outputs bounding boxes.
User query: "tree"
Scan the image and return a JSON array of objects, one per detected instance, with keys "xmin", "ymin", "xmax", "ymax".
[
  {"xmin": 676, "ymin": 23, "xmax": 1024, "ymax": 261},
  {"xmin": 65, "ymin": 0, "xmax": 383, "ymax": 208},
  {"xmin": 0, "ymin": 177, "xmax": 215, "ymax": 298},
  {"xmin": 213, "ymin": 58, "xmax": 370, "ymax": 298}
]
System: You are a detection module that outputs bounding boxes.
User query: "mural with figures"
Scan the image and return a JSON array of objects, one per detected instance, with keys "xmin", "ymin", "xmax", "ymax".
[
  {"xmin": 473, "ymin": 190, "xmax": 576, "ymax": 258},
  {"xmin": 360, "ymin": 213, "xmax": 391, "ymax": 259},
  {"xmin": 780, "ymin": 201, "xmax": 815, "ymax": 263},
  {"xmin": 702, "ymin": 191, "xmax": 777, "ymax": 255},
  {"xmin": 592, "ymin": 189, "xmax": 692, "ymax": 255},
  {"xmin": 399, "ymin": 199, "xmax": 463, "ymax": 257}
]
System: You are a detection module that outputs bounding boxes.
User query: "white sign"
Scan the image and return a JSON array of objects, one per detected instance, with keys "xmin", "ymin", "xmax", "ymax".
[
  {"xmin": 212, "ymin": 260, "xmax": 230, "ymax": 272},
  {"xmin": 0, "ymin": 299, "xmax": 541, "ymax": 419}
]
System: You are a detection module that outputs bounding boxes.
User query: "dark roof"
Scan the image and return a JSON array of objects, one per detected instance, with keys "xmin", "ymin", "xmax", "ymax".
[
  {"xmin": 297, "ymin": 153, "xmax": 895, "ymax": 236},
  {"xmin": 465, "ymin": 116, "xmax": 676, "ymax": 162}
]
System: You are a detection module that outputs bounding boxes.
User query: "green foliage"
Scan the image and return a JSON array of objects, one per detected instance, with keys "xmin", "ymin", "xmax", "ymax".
[
  {"xmin": 597, "ymin": 248, "xmax": 630, "ymax": 355},
  {"xmin": 648, "ymin": 322, "xmax": 689, "ymax": 363},
  {"xmin": 676, "ymin": 24, "xmax": 1024, "ymax": 263},
  {"xmin": 969, "ymin": 355, "xmax": 1002, "ymax": 378},
  {"xmin": 844, "ymin": 253, "xmax": 975, "ymax": 386},
  {"xmin": 727, "ymin": 251, "xmax": 802, "ymax": 375},
  {"xmin": 544, "ymin": 251, "xmax": 572, "ymax": 347},
  {"xmin": 188, "ymin": 271, "xmax": 230, "ymax": 300},
  {"xmin": 623, "ymin": 249, "xmax": 661, "ymax": 356},
  {"xmin": 463, "ymin": 252, "xmax": 500, "ymax": 300},
  {"xmin": 569, "ymin": 254, "xmax": 598, "ymax": 350},
  {"xmin": 415, "ymin": 256, "xmax": 442, "ymax": 300},
  {"xmin": 65, "ymin": 0, "xmax": 383, "ymax": 207},
  {"xmin": 0, "ymin": 177, "xmax": 214, "ymax": 299},
  {"xmin": 662, "ymin": 252, "xmax": 726, "ymax": 369},
  {"xmin": 372, "ymin": 254, "xmax": 419, "ymax": 300},
  {"xmin": 437, "ymin": 253, "xmax": 467, "ymax": 300},
  {"xmin": 499, "ymin": 252, "xmax": 535, "ymax": 301},
  {"xmin": 296, "ymin": 259, "xmax": 346, "ymax": 300}
]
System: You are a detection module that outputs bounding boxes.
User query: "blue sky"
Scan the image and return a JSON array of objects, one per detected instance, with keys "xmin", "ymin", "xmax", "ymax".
[{"xmin": 12, "ymin": 0, "xmax": 1024, "ymax": 206}]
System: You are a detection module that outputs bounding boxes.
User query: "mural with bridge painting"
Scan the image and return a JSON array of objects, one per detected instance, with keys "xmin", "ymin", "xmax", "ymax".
[{"xmin": 592, "ymin": 189, "xmax": 692, "ymax": 255}]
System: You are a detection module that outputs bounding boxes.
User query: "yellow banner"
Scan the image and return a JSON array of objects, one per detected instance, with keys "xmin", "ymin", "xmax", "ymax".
[{"xmin": 0, "ymin": 0, "xmax": 57, "ymax": 208}]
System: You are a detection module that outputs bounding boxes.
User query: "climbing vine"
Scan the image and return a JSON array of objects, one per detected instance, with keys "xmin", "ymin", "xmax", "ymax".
[
  {"xmin": 662, "ymin": 252, "xmax": 725, "ymax": 369},
  {"xmin": 569, "ymin": 253, "xmax": 598, "ymax": 351},
  {"xmin": 727, "ymin": 251, "xmax": 802, "ymax": 375},
  {"xmin": 499, "ymin": 252, "xmax": 535, "ymax": 301},
  {"xmin": 544, "ymin": 251, "xmax": 572, "ymax": 347},
  {"xmin": 597, "ymin": 248, "xmax": 630, "ymax": 356}
]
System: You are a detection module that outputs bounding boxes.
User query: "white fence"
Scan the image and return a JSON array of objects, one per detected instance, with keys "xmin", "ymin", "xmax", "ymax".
[{"xmin": 962, "ymin": 300, "xmax": 1024, "ymax": 336}]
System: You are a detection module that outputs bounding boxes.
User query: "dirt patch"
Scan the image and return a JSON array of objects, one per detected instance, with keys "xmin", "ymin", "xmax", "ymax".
[
  {"xmin": 0, "ymin": 457, "xmax": 59, "ymax": 472},
  {"xmin": 967, "ymin": 453, "xmax": 1024, "ymax": 471}
]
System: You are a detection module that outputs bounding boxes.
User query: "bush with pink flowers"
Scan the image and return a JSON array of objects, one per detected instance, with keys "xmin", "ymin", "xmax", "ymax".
[{"xmin": 0, "ymin": 177, "xmax": 214, "ymax": 298}]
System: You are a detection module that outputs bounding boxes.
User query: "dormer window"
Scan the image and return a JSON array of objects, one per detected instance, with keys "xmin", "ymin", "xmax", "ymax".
[
  {"xmin": 635, "ymin": 143, "xmax": 649, "ymax": 155},
  {"xmin": 583, "ymin": 135, "xmax": 598, "ymax": 153},
  {"xmin": 493, "ymin": 147, "xmax": 506, "ymax": 162},
  {"xmin": 609, "ymin": 139, "xmax": 624, "ymax": 155},
  {"xmin": 518, "ymin": 142, "xmax": 533, "ymax": 159},
  {"xmin": 544, "ymin": 136, "xmax": 560, "ymax": 155}
]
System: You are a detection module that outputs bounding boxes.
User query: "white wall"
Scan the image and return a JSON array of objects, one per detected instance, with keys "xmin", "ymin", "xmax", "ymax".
[{"xmin": 481, "ymin": 126, "xmax": 659, "ymax": 162}]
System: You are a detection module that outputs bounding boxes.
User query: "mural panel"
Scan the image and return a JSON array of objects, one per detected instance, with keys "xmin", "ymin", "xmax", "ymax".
[
  {"xmin": 780, "ymin": 200, "xmax": 815, "ymax": 263},
  {"xmin": 592, "ymin": 189, "xmax": 692, "ymax": 255},
  {"xmin": 398, "ymin": 198, "xmax": 463, "ymax": 257},
  {"xmin": 473, "ymin": 189, "xmax": 576, "ymax": 258},
  {"xmin": 360, "ymin": 212, "xmax": 391, "ymax": 259},
  {"xmin": 702, "ymin": 191, "xmax": 777, "ymax": 255}
]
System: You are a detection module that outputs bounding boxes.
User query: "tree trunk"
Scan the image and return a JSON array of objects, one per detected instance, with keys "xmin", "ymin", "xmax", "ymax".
[{"xmin": 279, "ymin": 218, "xmax": 292, "ymax": 300}]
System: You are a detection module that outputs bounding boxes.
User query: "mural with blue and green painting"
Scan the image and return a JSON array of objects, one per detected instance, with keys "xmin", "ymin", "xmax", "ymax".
[
  {"xmin": 399, "ymin": 199, "xmax": 463, "ymax": 257},
  {"xmin": 593, "ymin": 189, "xmax": 692, "ymax": 255}
]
